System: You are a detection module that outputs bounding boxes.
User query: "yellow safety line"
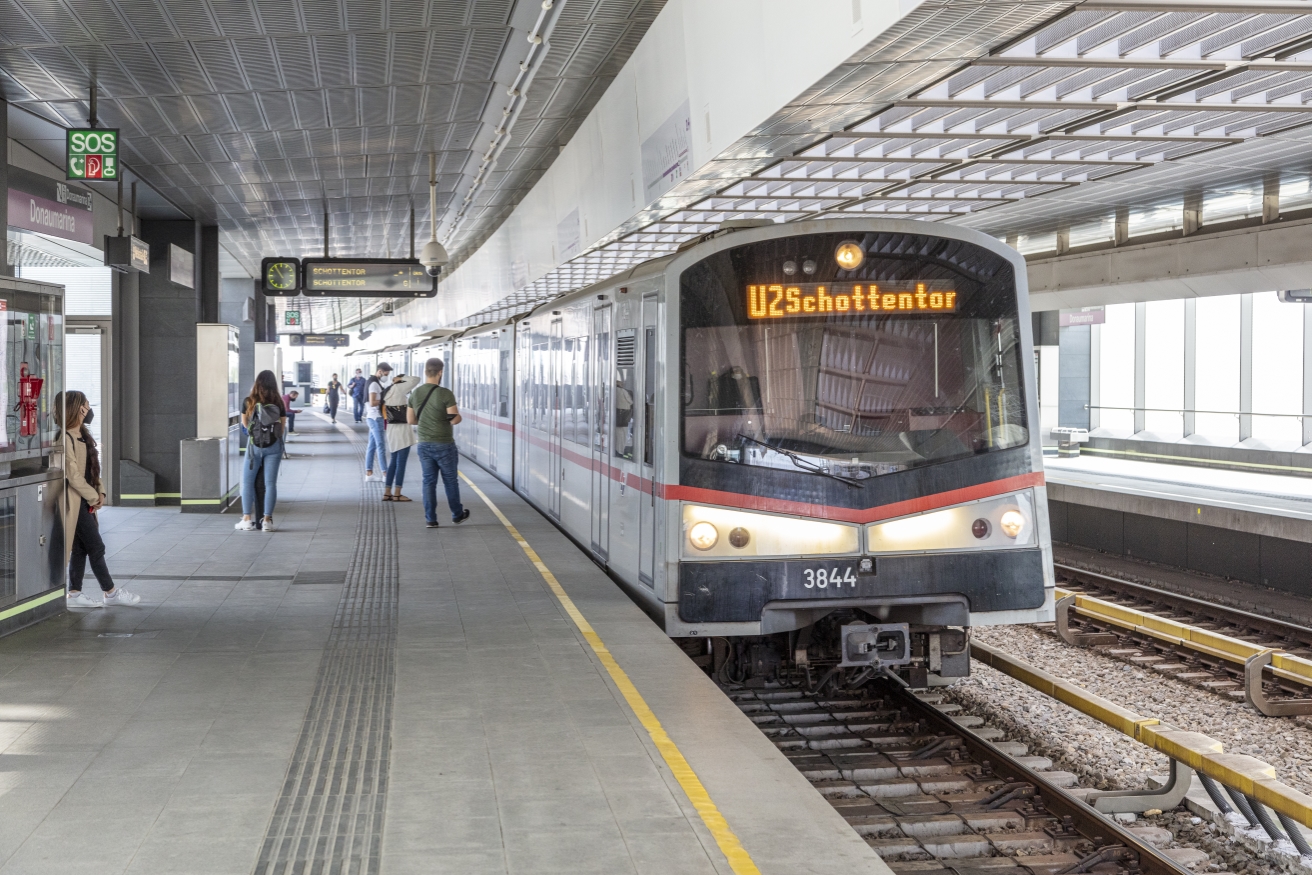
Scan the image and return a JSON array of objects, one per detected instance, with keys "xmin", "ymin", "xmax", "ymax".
[{"xmin": 459, "ymin": 472, "xmax": 761, "ymax": 875}]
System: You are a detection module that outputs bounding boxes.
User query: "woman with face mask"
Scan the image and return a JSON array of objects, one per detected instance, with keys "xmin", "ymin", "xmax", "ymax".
[{"xmin": 55, "ymin": 391, "xmax": 141, "ymax": 608}]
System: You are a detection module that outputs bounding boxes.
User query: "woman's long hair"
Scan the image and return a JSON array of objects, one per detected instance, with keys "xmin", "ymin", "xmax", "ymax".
[
  {"xmin": 53, "ymin": 390, "xmax": 100, "ymax": 491},
  {"xmin": 246, "ymin": 370, "xmax": 284, "ymax": 414}
]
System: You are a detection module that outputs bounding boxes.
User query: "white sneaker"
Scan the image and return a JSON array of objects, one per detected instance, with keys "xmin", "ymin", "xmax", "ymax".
[
  {"xmin": 235, "ymin": 519, "xmax": 256, "ymax": 531},
  {"xmin": 104, "ymin": 588, "xmax": 141, "ymax": 606},
  {"xmin": 66, "ymin": 591, "xmax": 102, "ymax": 609},
  {"xmin": 262, "ymin": 518, "xmax": 276, "ymax": 532}
]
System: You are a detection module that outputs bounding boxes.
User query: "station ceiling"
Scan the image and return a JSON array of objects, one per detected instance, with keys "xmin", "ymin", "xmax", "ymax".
[
  {"xmin": 0, "ymin": 0, "xmax": 663, "ymax": 295},
  {"xmin": 459, "ymin": 0, "xmax": 1312, "ymax": 325}
]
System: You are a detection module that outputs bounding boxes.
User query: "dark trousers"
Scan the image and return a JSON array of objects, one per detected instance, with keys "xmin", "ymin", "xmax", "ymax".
[
  {"xmin": 69, "ymin": 499, "xmax": 113, "ymax": 593},
  {"xmin": 352, "ymin": 397, "xmax": 364, "ymax": 421},
  {"xmin": 328, "ymin": 399, "xmax": 339, "ymax": 421},
  {"xmin": 418, "ymin": 442, "xmax": 464, "ymax": 523},
  {"xmin": 286, "ymin": 410, "xmax": 297, "ymax": 433}
]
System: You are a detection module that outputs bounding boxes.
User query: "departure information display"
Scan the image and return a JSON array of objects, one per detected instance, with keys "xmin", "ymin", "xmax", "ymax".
[
  {"xmin": 747, "ymin": 282, "xmax": 957, "ymax": 319},
  {"xmin": 302, "ymin": 259, "xmax": 436, "ymax": 297}
]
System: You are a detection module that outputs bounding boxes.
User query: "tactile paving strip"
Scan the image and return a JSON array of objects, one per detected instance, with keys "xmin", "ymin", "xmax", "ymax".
[{"xmin": 255, "ymin": 465, "xmax": 396, "ymax": 875}]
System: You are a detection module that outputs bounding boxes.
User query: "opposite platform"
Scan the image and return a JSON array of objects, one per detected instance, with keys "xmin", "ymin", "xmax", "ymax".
[{"xmin": 0, "ymin": 412, "xmax": 887, "ymax": 875}]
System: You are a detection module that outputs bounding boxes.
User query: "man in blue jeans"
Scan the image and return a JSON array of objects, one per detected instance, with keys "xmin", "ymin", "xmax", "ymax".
[
  {"xmin": 407, "ymin": 357, "xmax": 471, "ymax": 528},
  {"xmin": 364, "ymin": 363, "xmax": 391, "ymax": 478},
  {"xmin": 348, "ymin": 369, "xmax": 366, "ymax": 422}
]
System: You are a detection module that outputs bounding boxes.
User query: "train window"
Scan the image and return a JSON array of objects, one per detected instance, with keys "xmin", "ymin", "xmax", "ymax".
[
  {"xmin": 614, "ymin": 329, "xmax": 637, "ymax": 460},
  {"xmin": 499, "ymin": 347, "xmax": 511, "ymax": 418},
  {"xmin": 643, "ymin": 326, "xmax": 656, "ymax": 466},
  {"xmin": 563, "ymin": 336, "xmax": 590, "ymax": 445},
  {"xmin": 680, "ymin": 231, "xmax": 1028, "ymax": 480}
]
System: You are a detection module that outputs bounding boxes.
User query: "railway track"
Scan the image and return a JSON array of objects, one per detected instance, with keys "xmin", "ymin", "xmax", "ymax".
[
  {"xmin": 725, "ymin": 677, "xmax": 1207, "ymax": 875},
  {"xmin": 1054, "ymin": 564, "xmax": 1312, "ymax": 709}
]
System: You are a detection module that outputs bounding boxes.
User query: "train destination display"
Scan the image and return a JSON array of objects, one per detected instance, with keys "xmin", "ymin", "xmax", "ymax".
[
  {"xmin": 747, "ymin": 282, "xmax": 957, "ymax": 319},
  {"xmin": 302, "ymin": 259, "xmax": 436, "ymax": 297}
]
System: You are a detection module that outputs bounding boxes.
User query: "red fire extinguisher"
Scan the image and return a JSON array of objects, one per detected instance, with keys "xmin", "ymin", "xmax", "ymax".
[{"xmin": 17, "ymin": 363, "xmax": 42, "ymax": 438}]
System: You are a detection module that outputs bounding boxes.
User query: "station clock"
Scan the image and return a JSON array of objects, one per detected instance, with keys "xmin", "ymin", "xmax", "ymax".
[{"xmin": 261, "ymin": 257, "xmax": 301, "ymax": 295}]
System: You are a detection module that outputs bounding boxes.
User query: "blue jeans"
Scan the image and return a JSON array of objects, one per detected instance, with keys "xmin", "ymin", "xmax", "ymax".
[
  {"xmin": 386, "ymin": 445, "xmax": 410, "ymax": 488},
  {"xmin": 418, "ymin": 442, "xmax": 464, "ymax": 523},
  {"xmin": 366, "ymin": 419, "xmax": 388, "ymax": 472},
  {"xmin": 352, "ymin": 397, "xmax": 364, "ymax": 422},
  {"xmin": 242, "ymin": 440, "xmax": 283, "ymax": 517}
]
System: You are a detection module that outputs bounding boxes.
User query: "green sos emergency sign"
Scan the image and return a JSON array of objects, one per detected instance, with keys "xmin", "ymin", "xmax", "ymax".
[{"xmin": 66, "ymin": 128, "xmax": 120, "ymax": 180}]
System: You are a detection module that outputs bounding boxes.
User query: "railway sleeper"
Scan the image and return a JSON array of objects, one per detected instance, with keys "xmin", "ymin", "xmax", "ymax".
[{"xmin": 724, "ymin": 681, "xmax": 1229, "ymax": 875}]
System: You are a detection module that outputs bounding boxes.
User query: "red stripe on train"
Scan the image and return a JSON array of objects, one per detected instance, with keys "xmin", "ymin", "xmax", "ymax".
[{"xmin": 507, "ymin": 423, "xmax": 1043, "ymax": 523}]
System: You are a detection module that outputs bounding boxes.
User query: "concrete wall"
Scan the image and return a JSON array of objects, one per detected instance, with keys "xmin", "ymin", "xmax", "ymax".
[{"xmin": 1027, "ymin": 216, "xmax": 1312, "ymax": 312}]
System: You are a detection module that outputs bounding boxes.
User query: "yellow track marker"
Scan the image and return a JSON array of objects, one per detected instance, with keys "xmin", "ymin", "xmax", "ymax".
[{"xmin": 459, "ymin": 472, "xmax": 761, "ymax": 875}]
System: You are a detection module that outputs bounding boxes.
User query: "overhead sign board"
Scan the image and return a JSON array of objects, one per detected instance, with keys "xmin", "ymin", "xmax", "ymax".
[
  {"xmin": 66, "ymin": 128, "xmax": 119, "ymax": 180},
  {"xmin": 288, "ymin": 334, "xmax": 349, "ymax": 348},
  {"xmin": 8, "ymin": 166, "xmax": 94, "ymax": 245},
  {"xmin": 261, "ymin": 257, "xmax": 301, "ymax": 295},
  {"xmin": 104, "ymin": 235, "xmax": 150, "ymax": 273},
  {"xmin": 1059, "ymin": 307, "xmax": 1105, "ymax": 327},
  {"xmin": 301, "ymin": 259, "xmax": 436, "ymax": 297}
]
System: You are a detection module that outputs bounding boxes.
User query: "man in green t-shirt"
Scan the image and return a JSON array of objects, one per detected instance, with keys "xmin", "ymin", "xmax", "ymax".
[{"xmin": 408, "ymin": 357, "xmax": 470, "ymax": 528}]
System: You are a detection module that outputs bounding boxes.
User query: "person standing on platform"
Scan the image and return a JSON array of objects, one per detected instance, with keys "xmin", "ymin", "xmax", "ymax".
[
  {"xmin": 408, "ymin": 357, "xmax": 470, "ymax": 528},
  {"xmin": 238, "ymin": 370, "xmax": 288, "ymax": 532},
  {"xmin": 326, "ymin": 374, "xmax": 342, "ymax": 424},
  {"xmin": 381, "ymin": 372, "xmax": 417, "ymax": 502},
  {"xmin": 56, "ymin": 391, "xmax": 141, "ymax": 608},
  {"xmin": 364, "ymin": 363, "xmax": 392, "ymax": 479},
  {"xmin": 282, "ymin": 389, "xmax": 299, "ymax": 434},
  {"xmin": 349, "ymin": 369, "xmax": 366, "ymax": 423}
]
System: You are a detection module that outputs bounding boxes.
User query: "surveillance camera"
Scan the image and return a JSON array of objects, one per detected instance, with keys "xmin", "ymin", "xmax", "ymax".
[{"xmin": 420, "ymin": 240, "xmax": 449, "ymax": 280}]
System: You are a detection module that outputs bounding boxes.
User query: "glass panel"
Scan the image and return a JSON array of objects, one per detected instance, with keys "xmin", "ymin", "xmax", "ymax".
[
  {"xmin": 1097, "ymin": 303, "xmax": 1135, "ymax": 435},
  {"xmin": 1251, "ymin": 292, "xmax": 1303, "ymax": 445},
  {"xmin": 643, "ymin": 326, "xmax": 656, "ymax": 466},
  {"xmin": 1143, "ymin": 299, "xmax": 1183, "ymax": 439},
  {"xmin": 19, "ymin": 267, "xmax": 111, "ymax": 316},
  {"xmin": 65, "ymin": 333, "xmax": 102, "ymax": 444},
  {"xmin": 681, "ymin": 231, "xmax": 1027, "ymax": 479},
  {"xmin": 0, "ymin": 495, "xmax": 13, "ymax": 604},
  {"xmin": 614, "ymin": 328, "xmax": 636, "ymax": 460},
  {"xmin": 1194, "ymin": 295, "xmax": 1240, "ymax": 443}
]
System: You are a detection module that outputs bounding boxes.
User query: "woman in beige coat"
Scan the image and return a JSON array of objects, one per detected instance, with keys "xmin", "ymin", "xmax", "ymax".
[{"xmin": 56, "ymin": 391, "xmax": 140, "ymax": 608}]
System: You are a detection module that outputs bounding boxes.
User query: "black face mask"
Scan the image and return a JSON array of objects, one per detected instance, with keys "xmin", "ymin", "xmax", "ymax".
[{"xmin": 83, "ymin": 408, "xmax": 94, "ymax": 425}]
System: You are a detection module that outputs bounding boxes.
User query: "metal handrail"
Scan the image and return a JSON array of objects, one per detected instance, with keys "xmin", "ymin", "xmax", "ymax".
[{"xmin": 1086, "ymin": 404, "xmax": 1308, "ymax": 420}]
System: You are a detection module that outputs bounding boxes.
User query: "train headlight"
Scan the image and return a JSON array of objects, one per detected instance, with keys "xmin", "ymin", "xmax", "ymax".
[
  {"xmin": 867, "ymin": 491, "xmax": 1037, "ymax": 554},
  {"xmin": 682, "ymin": 505, "xmax": 858, "ymax": 559},
  {"xmin": 835, "ymin": 241, "xmax": 864, "ymax": 270},
  {"xmin": 688, "ymin": 522, "xmax": 719, "ymax": 551},
  {"xmin": 999, "ymin": 510, "xmax": 1025, "ymax": 539}
]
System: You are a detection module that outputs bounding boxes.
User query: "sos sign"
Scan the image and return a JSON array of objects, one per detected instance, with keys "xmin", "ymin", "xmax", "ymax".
[{"xmin": 67, "ymin": 128, "xmax": 120, "ymax": 180}]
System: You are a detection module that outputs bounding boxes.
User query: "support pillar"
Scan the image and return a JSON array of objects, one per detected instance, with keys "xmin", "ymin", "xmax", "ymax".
[
  {"xmin": 1183, "ymin": 299, "xmax": 1196, "ymax": 438},
  {"xmin": 1303, "ymin": 305, "xmax": 1312, "ymax": 446},
  {"xmin": 1183, "ymin": 190, "xmax": 1203, "ymax": 236},
  {"xmin": 135, "ymin": 219, "xmax": 205, "ymax": 505},
  {"xmin": 1240, "ymin": 293, "xmax": 1253, "ymax": 442},
  {"xmin": 1114, "ymin": 205, "xmax": 1129, "ymax": 246},
  {"xmin": 1263, "ymin": 173, "xmax": 1280, "ymax": 225},
  {"xmin": 200, "ymin": 225, "xmax": 219, "ymax": 323},
  {"xmin": 0, "ymin": 94, "xmax": 9, "ymax": 277},
  {"xmin": 1133, "ymin": 302, "xmax": 1146, "ymax": 434}
]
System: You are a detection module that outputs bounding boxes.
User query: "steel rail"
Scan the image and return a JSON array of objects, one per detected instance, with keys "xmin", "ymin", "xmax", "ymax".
[
  {"xmin": 971, "ymin": 641, "xmax": 1312, "ymax": 836},
  {"xmin": 893, "ymin": 681, "xmax": 1196, "ymax": 875}
]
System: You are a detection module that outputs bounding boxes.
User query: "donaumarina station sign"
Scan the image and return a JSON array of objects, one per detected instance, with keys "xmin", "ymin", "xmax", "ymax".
[{"xmin": 6, "ymin": 165, "xmax": 95, "ymax": 246}]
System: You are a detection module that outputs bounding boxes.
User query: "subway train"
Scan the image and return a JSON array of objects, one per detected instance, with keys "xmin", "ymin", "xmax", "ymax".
[{"xmin": 407, "ymin": 219, "xmax": 1054, "ymax": 685}]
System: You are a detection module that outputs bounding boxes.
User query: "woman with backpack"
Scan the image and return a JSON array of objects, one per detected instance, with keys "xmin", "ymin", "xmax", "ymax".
[
  {"xmin": 57, "ymin": 390, "xmax": 141, "ymax": 608},
  {"xmin": 381, "ymin": 372, "xmax": 417, "ymax": 502},
  {"xmin": 237, "ymin": 370, "xmax": 287, "ymax": 532}
]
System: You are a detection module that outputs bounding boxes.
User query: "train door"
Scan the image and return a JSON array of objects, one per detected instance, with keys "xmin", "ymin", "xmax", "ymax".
[
  {"xmin": 590, "ymin": 305, "xmax": 611, "ymax": 559},
  {"xmin": 638, "ymin": 295, "xmax": 658, "ymax": 586},
  {"xmin": 516, "ymin": 326, "xmax": 530, "ymax": 493},
  {"xmin": 548, "ymin": 318, "xmax": 563, "ymax": 518}
]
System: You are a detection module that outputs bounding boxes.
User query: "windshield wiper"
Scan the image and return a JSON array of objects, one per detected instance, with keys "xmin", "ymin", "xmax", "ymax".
[{"xmin": 737, "ymin": 434, "xmax": 865, "ymax": 488}]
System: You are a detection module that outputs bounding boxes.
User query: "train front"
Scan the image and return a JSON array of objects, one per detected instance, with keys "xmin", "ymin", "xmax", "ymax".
[{"xmin": 672, "ymin": 223, "xmax": 1053, "ymax": 684}]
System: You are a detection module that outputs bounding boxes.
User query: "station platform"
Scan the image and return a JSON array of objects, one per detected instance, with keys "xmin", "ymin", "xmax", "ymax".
[
  {"xmin": 0, "ymin": 413, "xmax": 885, "ymax": 875},
  {"xmin": 1043, "ymin": 455, "xmax": 1312, "ymax": 600}
]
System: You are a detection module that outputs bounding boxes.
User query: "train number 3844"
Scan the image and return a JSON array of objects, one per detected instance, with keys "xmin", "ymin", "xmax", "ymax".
[{"xmin": 801, "ymin": 567, "xmax": 859, "ymax": 588}]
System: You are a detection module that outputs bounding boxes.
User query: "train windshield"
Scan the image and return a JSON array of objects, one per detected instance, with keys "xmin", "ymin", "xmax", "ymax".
[{"xmin": 681, "ymin": 230, "xmax": 1028, "ymax": 482}]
